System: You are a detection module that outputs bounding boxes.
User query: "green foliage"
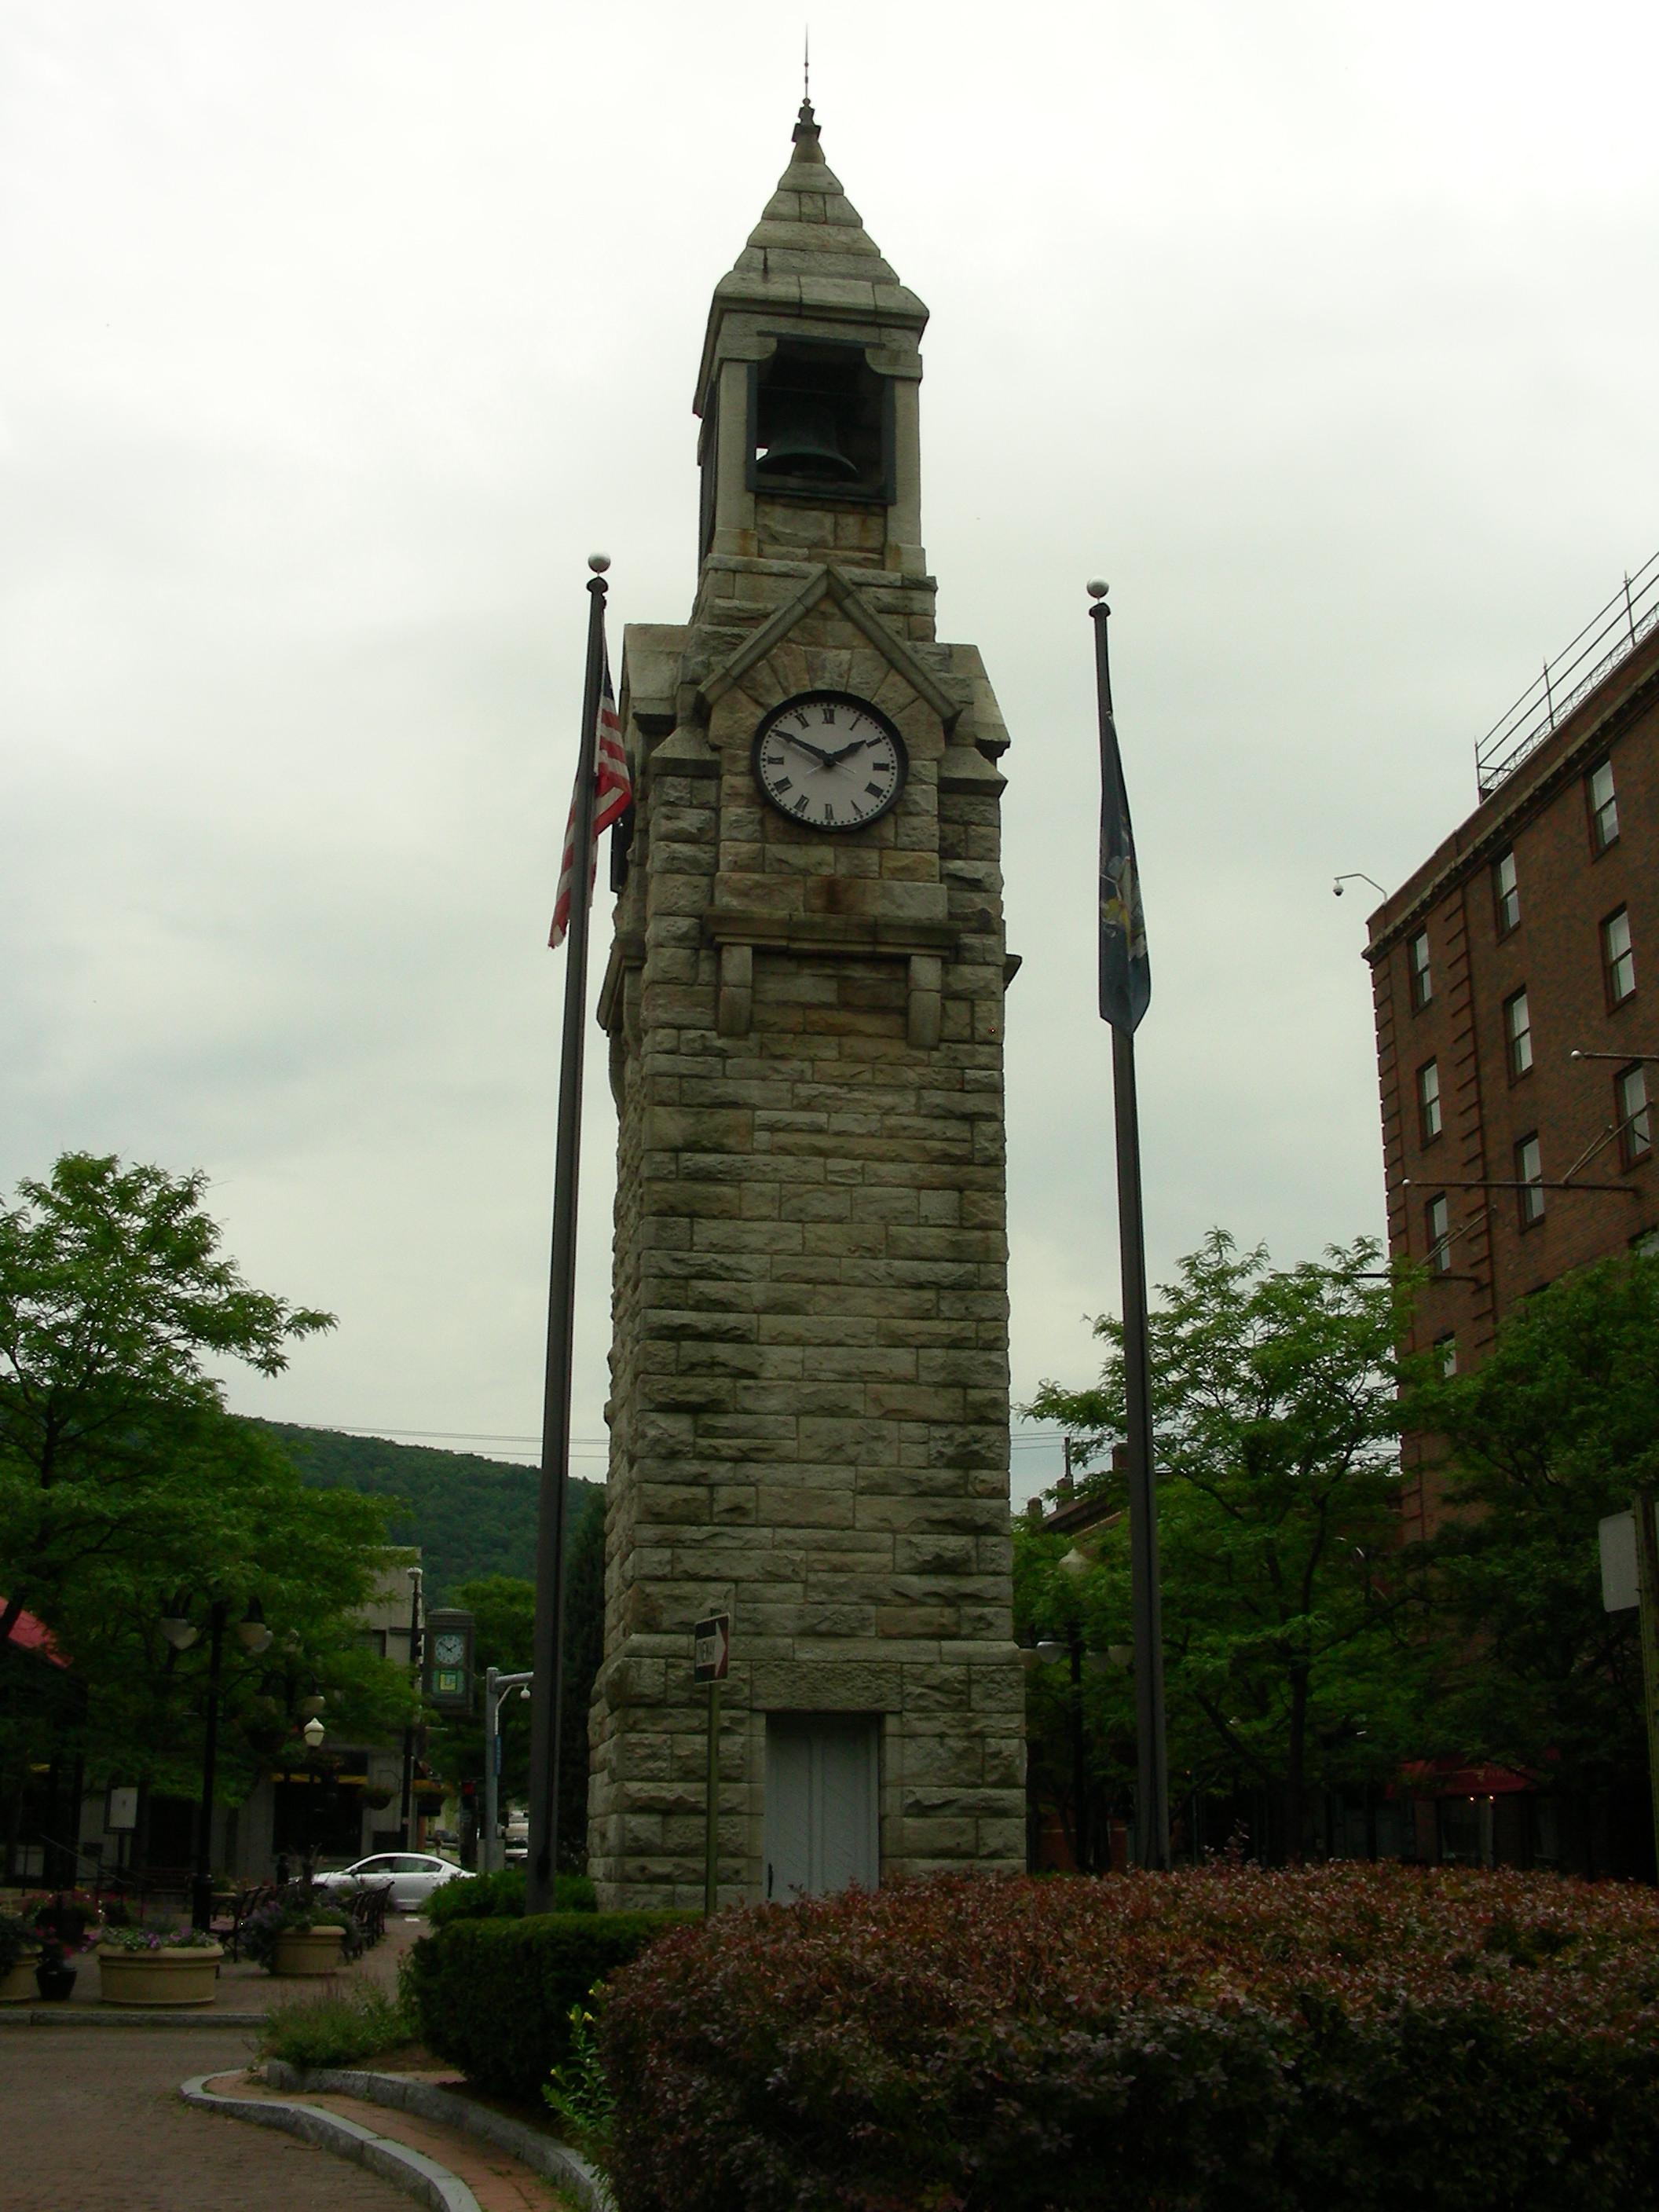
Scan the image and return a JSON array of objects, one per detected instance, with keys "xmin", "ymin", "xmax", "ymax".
[
  {"xmin": 258, "ymin": 1982, "xmax": 412, "ymax": 2069},
  {"xmin": 1025, "ymin": 1232, "xmax": 1426, "ymax": 1858},
  {"xmin": 544, "ymin": 1981, "xmax": 618, "ymax": 2160},
  {"xmin": 0, "ymin": 1152, "xmax": 414, "ymax": 1807},
  {"xmin": 252, "ymin": 1419, "xmax": 602, "ymax": 1601},
  {"xmin": 1414, "ymin": 1253, "xmax": 1659, "ymax": 1792},
  {"xmin": 401, "ymin": 1911, "xmax": 689, "ymax": 2101},
  {"xmin": 0, "ymin": 1151, "xmax": 333, "ymax": 1650},
  {"xmin": 599, "ymin": 1866, "xmax": 1659, "ymax": 2212},
  {"xmin": 424, "ymin": 1867, "xmax": 595, "ymax": 1925}
]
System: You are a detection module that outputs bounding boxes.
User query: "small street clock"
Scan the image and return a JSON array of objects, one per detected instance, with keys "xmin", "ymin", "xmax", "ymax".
[{"xmin": 752, "ymin": 691, "xmax": 907, "ymax": 830}]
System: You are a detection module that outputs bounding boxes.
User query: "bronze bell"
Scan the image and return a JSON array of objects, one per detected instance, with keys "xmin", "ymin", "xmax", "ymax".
[{"xmin": 755, "ymin": 394, "xmax": 860, "ymax": 483}]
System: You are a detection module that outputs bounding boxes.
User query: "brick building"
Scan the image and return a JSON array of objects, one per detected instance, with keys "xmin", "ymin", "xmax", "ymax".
[
  {"xmin": 1366, "ymin": 555, "xmax": 1659, "ymax": 1548},
  {"xmin": 1365, "ymin": 558, "xmax": 1657, "ymax": 1869}
]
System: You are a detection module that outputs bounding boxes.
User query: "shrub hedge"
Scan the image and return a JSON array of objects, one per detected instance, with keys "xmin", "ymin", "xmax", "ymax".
[
  {"xmin": 401, "ymin": 1910, "xmax": 687, "ymax": 2100},
  {"xmin": 424, "ymin": 1868, "xmax": 595, "ymax": 1927},
  {"xmin": 598, "ymin": 1865, "xmax": 1659, "ymax": 2212}
]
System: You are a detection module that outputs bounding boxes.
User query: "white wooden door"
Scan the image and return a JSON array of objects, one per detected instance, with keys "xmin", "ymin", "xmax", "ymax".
[{"xmin": 764, "ymin": 1716, "xmax": 879, "ymax": 1901}]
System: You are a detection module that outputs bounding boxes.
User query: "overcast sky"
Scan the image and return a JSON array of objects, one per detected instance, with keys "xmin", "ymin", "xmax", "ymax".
[{"xmin": 5, "ymin": 1, "xmax": 1657, "ymax": 1511}]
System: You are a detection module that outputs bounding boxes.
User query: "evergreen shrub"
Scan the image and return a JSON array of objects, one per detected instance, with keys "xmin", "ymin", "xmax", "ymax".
[
  {"xmin": 423, "ymin": 1867, "xmax": 595, "ymax": 1927},
  {"xmin": 401, "ymin": 1910, "xmax": 687, "ymax": 2100},
  {"xmin": 598, "ymin": 1865, "xmax": 1659, "ymax": 2212}
]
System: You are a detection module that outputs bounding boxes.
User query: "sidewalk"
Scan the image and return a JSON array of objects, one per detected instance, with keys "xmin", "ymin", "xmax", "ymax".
[
  {"xmin": 0, "ymin": 2029, "xmax": 414, "ymax": 2212},
  {"xmin": 197, "ymin": 2068, "xmax": 579, "ymax": 2210}
]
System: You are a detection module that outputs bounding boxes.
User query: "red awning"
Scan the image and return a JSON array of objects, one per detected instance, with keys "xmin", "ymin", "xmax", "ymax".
[
  {"xmin": 1401, "ymin": 1758, "xmax": 1533, "ymax": 1797},
  {"xmin": 0, "ymin": 1599, "xmax": 68, "ymax": 1669}
]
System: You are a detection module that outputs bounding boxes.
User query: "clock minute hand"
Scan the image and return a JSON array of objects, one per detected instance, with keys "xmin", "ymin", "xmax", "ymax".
[{"xmin": 783, "ymin": 733, "xmax": 837, "ymax": 767}]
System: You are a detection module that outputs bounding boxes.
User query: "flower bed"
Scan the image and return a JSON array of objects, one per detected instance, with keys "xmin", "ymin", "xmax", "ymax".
[{"xmin": 597, "ymin": 1865, "xmax": 1659, "ymax": 2212}]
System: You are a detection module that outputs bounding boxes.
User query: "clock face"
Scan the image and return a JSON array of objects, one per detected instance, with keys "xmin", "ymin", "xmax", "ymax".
[
  {"xmin": 752, "ymin": 692, "xmax": 908, "ymax": 832},
  {"xmin": 434, "ymin": 1632, "xmax": 465, "ymax": 1668}
]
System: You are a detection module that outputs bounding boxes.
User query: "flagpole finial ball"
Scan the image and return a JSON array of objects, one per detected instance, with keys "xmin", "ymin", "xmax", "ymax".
[
  {"xmin": 588, "ymin": 553, "xmax": 611, "ymax": 574},
  {"xmin": 1086, "ymin": 579, "xmax": 1109, "ymax": 600}
]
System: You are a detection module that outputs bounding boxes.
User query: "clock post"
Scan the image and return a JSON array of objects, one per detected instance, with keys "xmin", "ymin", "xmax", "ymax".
[{"xmin": 588, "ymin": 101, "xmax": 1026, "ymax": 1909}]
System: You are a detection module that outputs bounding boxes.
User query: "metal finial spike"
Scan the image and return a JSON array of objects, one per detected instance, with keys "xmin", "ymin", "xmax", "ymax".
[{"xmin": 804, "ymin": 24, "xmax": 810, "ymax": 102}]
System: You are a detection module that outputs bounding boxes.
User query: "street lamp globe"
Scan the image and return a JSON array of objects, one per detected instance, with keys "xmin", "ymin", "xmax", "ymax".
[{"xmin": 302, "ymin": 1716, "xmax": 326, "ymax": 1749}]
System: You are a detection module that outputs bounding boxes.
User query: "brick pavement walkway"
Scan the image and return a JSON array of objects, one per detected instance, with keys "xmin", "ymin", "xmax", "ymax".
[
  {"xmin": 201, "ymin": 2072, "xmax": 573, "ymax": 2210},
  {"xmin": 0, "ymin": 2030, "xmax": 411, "ymax": 2211}
]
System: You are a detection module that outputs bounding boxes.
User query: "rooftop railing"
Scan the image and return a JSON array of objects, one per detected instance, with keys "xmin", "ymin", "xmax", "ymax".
[{"xmin": 1475, "ymin": 549, "xmax": 1659, "ymax": 797}]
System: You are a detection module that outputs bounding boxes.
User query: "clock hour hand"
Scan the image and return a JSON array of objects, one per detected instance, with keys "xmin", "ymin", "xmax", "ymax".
[{"xmin": 825, "ymin": 735, "xmax": 875, "ymax": 767}]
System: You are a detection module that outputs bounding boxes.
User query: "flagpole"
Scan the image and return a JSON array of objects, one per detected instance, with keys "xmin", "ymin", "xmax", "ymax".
[
  {"xmin": 526, "ymin": 555, "xmax": 610, "ymax": 1915},
  {"xmin": 1089, "ymin": 581, "xmax": 1170, "ymax": 1871}
]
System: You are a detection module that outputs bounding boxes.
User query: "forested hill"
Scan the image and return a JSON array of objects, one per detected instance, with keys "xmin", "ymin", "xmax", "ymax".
[{"xmin": 245, "ymin": 1419, "xmax": 602, "ymax": 1601}]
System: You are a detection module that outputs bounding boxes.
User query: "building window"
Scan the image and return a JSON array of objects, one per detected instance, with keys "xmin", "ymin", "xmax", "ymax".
[
  {"xmin": 1418, "ymin": 1059, "xmax": 1442, "ymax": 1143},
  {"xmin": 1503, "ymin": 988, "xmax": 1533, "ymax": 1079},
  {"xmin": 1434, "ymin": 1334, "xmax": 1457, "ymax": 1377},
  {"xmin": 1408, "ymin": 930, "xmax": 1432, "ymax": 1009},
  {"xmin": 1588, "ymin": 760, "xmax": 1620, "ymax": 852},
  {"xmin": 1493, "ymin": 849, "xmax": 1520, "ymax": 935},
  {"xmin": 1516, "ymin": 1133, "xmax": 1544, "ymax": 1228},
  {"xmin": 1634, "ymin": 1225, "xmax": 1659, "ymax": 1261},
  {"xmin": 1604, "ymin": 908, "xmax": 1635, "ymax": 1005},
  {"xmin": 1426, "ymin": 1192, "xmax": 1452, "ymax": 1273},
  {"xmin": 1618, "ymin": 1064, "xmax": 1652, "ymax": 1166}
]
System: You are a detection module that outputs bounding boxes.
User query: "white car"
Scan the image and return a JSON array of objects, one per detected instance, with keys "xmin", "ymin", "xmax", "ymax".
[{"xmin": 312, "ymin": 1852, "xmax": 467, "ymax": 1912}]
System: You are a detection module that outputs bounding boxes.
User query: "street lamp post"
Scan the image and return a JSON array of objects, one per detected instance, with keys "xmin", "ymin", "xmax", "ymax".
[
  {"xmin": 159, "ymin": 1596, "xmax": 273, "ymax": 1931},
  {"xmin": 482, "ymin": 1667, "xmax": 533, "ymax": 1874},
  {"xmin": 398, "ymin": 1566, "xmax": 423, "ymax": 1851}
]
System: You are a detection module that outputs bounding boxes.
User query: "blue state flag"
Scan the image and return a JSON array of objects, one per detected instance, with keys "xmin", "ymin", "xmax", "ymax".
[{"xmin": 1097, "ymin": 692, "xmax": 1150, "ymax": 1033}]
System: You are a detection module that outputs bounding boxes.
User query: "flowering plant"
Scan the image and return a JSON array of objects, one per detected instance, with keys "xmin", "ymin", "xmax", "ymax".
[{"xmin": 99, "ymin": 1923, "xmax": 220, "ymax": 1951}]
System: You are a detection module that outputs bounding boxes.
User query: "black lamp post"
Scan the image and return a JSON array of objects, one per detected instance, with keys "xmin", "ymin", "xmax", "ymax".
[
  {"xmin": 160, "ymin": 1595, "xmax": 273, "ymax": 1930},
  {"xmin": 397, "ymin": 1565, "xmax": 423, "ymax": 1851}
]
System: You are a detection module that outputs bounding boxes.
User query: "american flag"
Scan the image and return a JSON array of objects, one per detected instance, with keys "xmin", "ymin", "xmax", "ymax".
[{"xmin": 549, "ymin": 655, "xmax": 632, "ymax": 950}]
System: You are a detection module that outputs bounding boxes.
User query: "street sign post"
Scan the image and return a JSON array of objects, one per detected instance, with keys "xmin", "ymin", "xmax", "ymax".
[{"xmin": 694, "ymin": 1614, "xmax": 730, "ymax": 1914}]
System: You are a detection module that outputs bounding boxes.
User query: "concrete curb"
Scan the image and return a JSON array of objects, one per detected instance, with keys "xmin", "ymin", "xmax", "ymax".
[
  {"xmin": 0, "ymin": 2008, "xmax": 266, "ymax": 2027},
  {"xmin": 266, "ymin": 2063, "xmax": 613, "ymax": 2212},
  {"xmin": 181, "ymin": 2073, "xmax": 482, "ymax": 2212}
]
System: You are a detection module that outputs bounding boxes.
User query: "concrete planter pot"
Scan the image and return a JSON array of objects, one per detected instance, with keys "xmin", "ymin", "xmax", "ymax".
[
  {"xmin": 0, "ymin": 1953, "xmax": 41, "ymax": 2004},
  {"xmin": 97, "ymin": 1943, "xmax": 222, "ymax": 2007},
  {"xmin": 272, "ymin": 1925, "xmax": 348, "ymax": 1976}
]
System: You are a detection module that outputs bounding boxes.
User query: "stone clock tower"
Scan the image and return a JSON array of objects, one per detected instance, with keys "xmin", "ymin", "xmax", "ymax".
[{"xmin": 588, "ymin": 103, "xmax": 1025, "ymax": 1907}]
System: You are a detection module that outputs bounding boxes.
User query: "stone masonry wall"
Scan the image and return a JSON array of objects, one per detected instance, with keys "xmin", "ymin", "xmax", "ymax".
[{"xmin": 588, "ymin": 558, "xmax": 1025, "ymax": 1910}]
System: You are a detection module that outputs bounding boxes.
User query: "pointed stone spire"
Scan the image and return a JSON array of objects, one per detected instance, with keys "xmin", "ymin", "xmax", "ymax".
[{"xmin": 700, "ymin": 102, "xmax": 928, "ymax": 394}]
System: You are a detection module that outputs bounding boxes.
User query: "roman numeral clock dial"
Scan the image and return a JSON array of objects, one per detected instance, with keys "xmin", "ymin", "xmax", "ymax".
[{"xmin": 752, "ymin": 692, "xmax": 909, "ymax": 831}]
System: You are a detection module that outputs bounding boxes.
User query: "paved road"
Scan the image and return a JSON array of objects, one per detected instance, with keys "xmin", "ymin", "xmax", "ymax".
[{"xmin": 0, "ymin": 2028, "xmax": 411, "ymax": 2210}]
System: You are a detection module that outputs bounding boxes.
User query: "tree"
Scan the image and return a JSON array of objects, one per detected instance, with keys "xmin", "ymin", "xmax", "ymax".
[
  {"xmin": 0, "ymin": 1152, "xmax": 332, "ymax": 1647},
  {"xmin": 1027, "ymin": 1232, "xmax": 1425, "ymax": 1862},
  {"xmin": 1413, "ymin": 1253, "xmax": 1658, "ymax": 1801}
]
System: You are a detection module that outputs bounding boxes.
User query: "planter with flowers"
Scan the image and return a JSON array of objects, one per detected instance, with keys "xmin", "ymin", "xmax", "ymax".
[
  {"xmin": 96, "ymin": 1924, "xmax": 222, "ymax": 2007},
  {"xmin": 0, "ymin": 1911, "xmax": 41, "ymax": 2005},
  {"xmin": 241, "ymin": 1889, "xmax": 353, "ymax": 1976}
]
